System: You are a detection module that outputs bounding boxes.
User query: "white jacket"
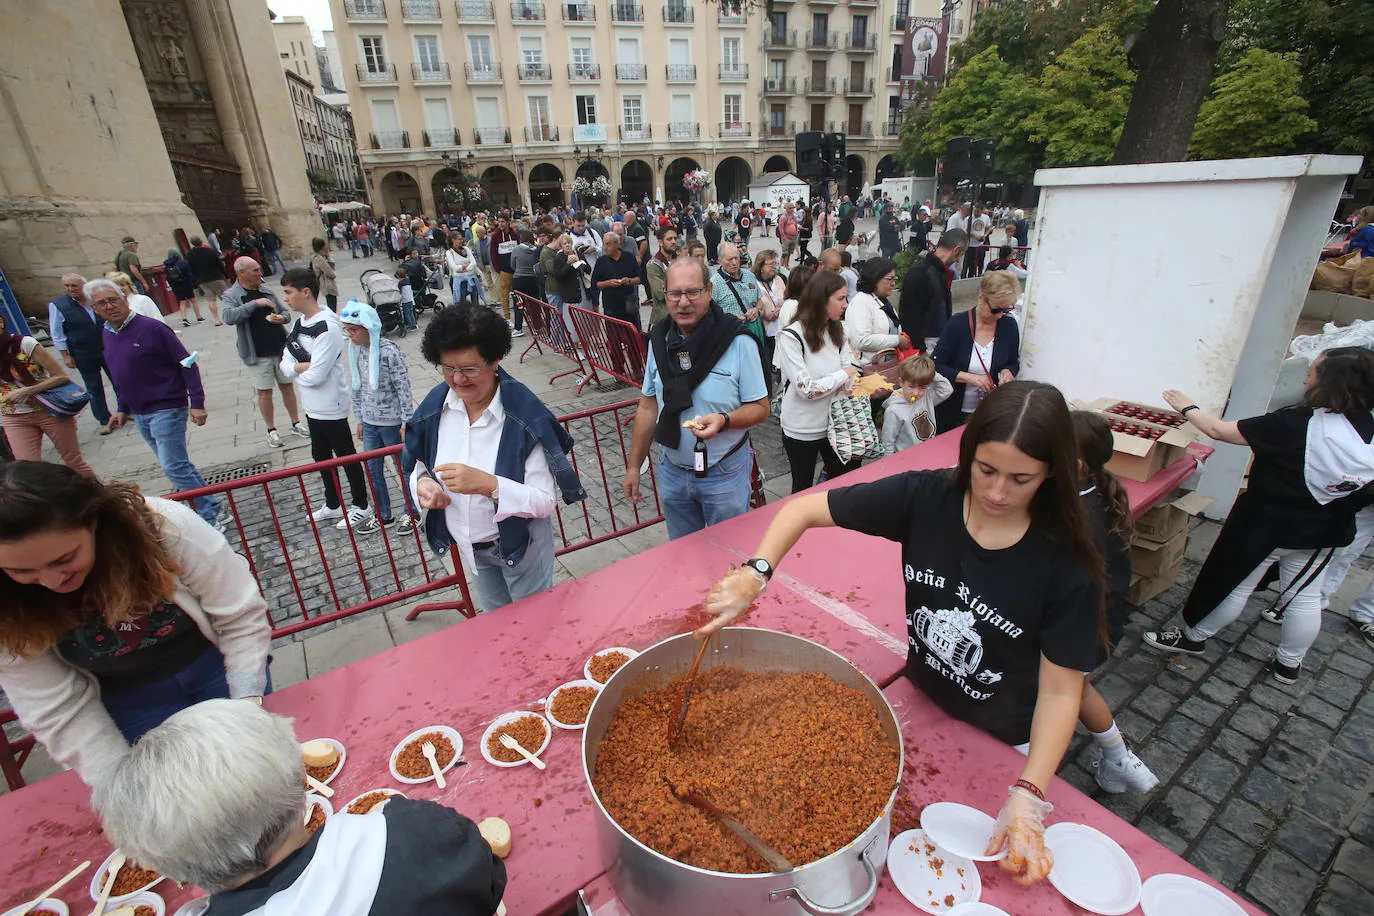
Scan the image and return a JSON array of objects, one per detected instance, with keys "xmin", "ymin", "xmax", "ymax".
[
  {"xmin": 844, "ymin": 291, "xmax": 901, "ymax": 359},
  {"xmin": 777, "ymin": 322, "xmax": 858, "ymax": 440},
  {"xmin": 0, "ymin": 498, "xmax": 272, "ymax": 784},
  {"xmin": 280, "ymin": 307, "xmax": 351, "ymax": 421},
  {"xmin": 445, "ymin": 247, "xmax": 476, "ymax": 277}
]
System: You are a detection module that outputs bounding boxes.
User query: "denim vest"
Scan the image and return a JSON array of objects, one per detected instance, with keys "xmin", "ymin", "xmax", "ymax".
[{"xmin": 402, "ymin": 369, "xmax": 585, "ymax": 566}]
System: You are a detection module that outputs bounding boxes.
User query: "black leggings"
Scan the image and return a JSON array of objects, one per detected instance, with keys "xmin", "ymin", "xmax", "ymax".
[
  {"xmin": 308, "ymin": 416, "xmax": 368, "ymax": 510},
  {"xmin": 782, "ymin": 433, "xmax": 860, "ymax": 494},
  {"xmin": 512, "ymin": 276, "xmax": 541, "ymax": 331}
]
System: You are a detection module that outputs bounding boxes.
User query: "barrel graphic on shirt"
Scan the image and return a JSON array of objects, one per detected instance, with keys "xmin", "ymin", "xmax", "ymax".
[{"xmin": 914, "ymin": 606, "xmax": 983, "ymax": 678}]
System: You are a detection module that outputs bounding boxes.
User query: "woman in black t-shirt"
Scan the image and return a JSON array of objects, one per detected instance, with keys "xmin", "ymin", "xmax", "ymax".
[
  {"xmin": 701, "ymin": 381, "xmax": 1105, "ymax": 887},
  {"xmin": 1146, "ymin": 348, "xmax": 1374, "ymax": 684}
]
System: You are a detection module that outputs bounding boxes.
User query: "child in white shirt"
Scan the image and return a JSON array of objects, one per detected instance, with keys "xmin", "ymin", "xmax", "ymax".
[{"xmin": 881, "ymin": 354, "xmax": 953, "ymax": 455}]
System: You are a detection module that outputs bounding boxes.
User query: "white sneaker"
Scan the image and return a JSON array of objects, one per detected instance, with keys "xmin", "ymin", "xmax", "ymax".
[
  {"xmin": 291, "ymin": 422, "xmax": 310, "ymax": 438},
  {"xmin": 267, "ymin": 428, "xmax": 283, "ymax": 448},
  {"xmin": 397, "ymin": 515, "xmax": 417, "ymax": 535},
  {"xmin": 336, "ymin": 505, "xmax": 371, "ymax": 530},
  {"xmin": 1092, "ymin": 747, "xmax": 1160, "ymax": 794},
  {"xmin": 310, "ymin": 505, "xmax": 343, "ymax": 523}
]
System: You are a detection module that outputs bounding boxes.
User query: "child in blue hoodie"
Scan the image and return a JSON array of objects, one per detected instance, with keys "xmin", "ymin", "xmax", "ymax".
[{"xmin": 337, "ymin": 300, "xmax": 417, "ymax": 534}]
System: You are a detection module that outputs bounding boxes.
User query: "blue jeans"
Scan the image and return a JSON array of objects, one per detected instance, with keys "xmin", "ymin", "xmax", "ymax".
[
  {"xmin": 101, "ymin": 647, "xmax": 273, "ymax": 743},
  {"xmin": 451, "ymin": 275, "xmax": 477, "ymax": 306},
  {"xmin": 471, "ymin": 518, "xmax": 556, "ymax": 611},
  {"xmin": 74, "ymin": 356, "xmax": 115, "ymax": 426},
  {"xmin": 401, "ymin": 296, "xmax": 417, "ymax": 329},
  {"xmin": 133, "ymin": 407, "xmax": 221, "ymax": 523},
  {"xmin": 656, "ymin": 444, "xmax": 754, "ymax": 540},
  {"xmin": 266, "ymin": 248, "xmax": 289, "ymax": 275},
  {"xmin": 361, "ymin": 422, "xmax": 416, "ymax": 521}
]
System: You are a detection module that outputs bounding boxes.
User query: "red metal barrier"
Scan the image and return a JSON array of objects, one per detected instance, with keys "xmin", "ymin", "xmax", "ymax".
[
  {"xmin": 0, "ymin": 710, "xmax": 36, "ymax": 792},
  {"xmin": 514, "ymin": 292, "xmax": 590, "ymax": 390},
  {"xmin": 567, "ymin": 304, "xmax": 648, "ymax": 388}
]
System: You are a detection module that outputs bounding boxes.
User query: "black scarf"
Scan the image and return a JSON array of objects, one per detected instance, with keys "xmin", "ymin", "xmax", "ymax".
[
  {"xmin": 649, "ymin": 301, "xmax": 754, "ymax": 447},
  {"xmin": 878, "ymin": 295, "xmax": 901, "ymax": 332}
]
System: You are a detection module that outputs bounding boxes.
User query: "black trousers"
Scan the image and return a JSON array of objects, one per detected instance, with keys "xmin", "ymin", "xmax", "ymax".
[
  {"xmin": 782, "ymin": 433, "xmax": 860, "ymax": 494},
  {"xmin": 308, "ymin": 416, "xmax": 368, "ymax": 510}
]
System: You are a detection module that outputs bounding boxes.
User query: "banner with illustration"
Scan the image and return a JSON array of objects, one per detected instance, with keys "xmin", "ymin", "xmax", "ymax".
[{"xmin": 900, "ymin": 16, "xmax": 947, "ymax": 105}]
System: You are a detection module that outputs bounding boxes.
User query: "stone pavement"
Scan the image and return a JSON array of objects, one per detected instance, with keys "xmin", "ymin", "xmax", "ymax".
[{"xmin": 6, "ymin": 232, "xmax": 1373, "ymax": 915}]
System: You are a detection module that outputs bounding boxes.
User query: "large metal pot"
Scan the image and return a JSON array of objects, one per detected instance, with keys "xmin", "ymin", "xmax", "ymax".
[{"xmin": 582, "ymin": 628, "xmax": 904, "ymax": 916}]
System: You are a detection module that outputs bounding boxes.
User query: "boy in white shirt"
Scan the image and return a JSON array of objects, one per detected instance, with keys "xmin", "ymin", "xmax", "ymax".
[
  {"xmin": 881, "ymin": 354, "xmax": 953, "ymax": 455},
  {"xmin": 279, "ymin": 268, "xmax": 372, "ymax": 529}
]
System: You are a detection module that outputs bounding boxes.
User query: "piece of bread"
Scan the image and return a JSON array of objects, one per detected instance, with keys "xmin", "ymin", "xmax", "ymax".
[
  {"xmin": 301, "ymin": 740, "xmax": 339, "ymax": 768},
  {"xmin": 853, "ymin": 374, "xmax": 894, "ymax": 397},
  {"xmin": 479, "ymin": 816, "xmax": 513, "ymax": 858}
]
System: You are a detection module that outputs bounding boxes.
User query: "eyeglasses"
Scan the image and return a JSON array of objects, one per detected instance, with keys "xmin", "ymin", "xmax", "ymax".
[
  {"xmin": 881, "ymin": 274, "xmax": 897, "ymax": 284},
  {"xmin": 665, "ymin": 287, "xmax": 707, "ymax": 301},
  {"xmin": 989, "ymin": 306, "xmax": 1014, "ymax": 315},
  {"xmin": 437, "ymin": 360, "xmax": 490, "ymax": 379}
]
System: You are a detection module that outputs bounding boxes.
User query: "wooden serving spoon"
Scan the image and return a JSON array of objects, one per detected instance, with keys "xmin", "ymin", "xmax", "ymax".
[
  {"xmin": 667, "ymin": 632, "xmax": 713, "ymax": 748},
  {"xmin": 664, "ymin": 777, "xmax": 793, "ymax": 873},
  {"xmin": 90, "ymin": 851, "xmax": 125, "ymax": 916},
  {"xmin": 422, "ymin": 740, "xmax": 447, "ymax": 788}
]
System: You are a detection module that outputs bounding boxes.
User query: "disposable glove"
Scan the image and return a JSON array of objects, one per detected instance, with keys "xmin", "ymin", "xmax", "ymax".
[
  {"xmin": 985, "ymin": 785, "xmax": 1054, "ymax": 885},
  {"xmin": 696, "ymin": 566, "xmax": 768, "ymax": 637}
]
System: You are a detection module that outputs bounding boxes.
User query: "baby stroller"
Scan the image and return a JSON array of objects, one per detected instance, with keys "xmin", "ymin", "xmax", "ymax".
[
  {"xmin": 415, "ymin": 255, "xmax": 445, "ymax": 315},
  {"xmin": 360, "ymin": 268, "xmax": 406, "ymax": 337}
]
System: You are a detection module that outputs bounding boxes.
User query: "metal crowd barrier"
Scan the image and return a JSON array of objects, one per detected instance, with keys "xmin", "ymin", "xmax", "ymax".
[
  {"xmin": 567, "ymin": 304, "xmax": 648, "ymax": 388},
  {"xmin": 515, "ymin": 292, "xmax": 590, "ymax": 390}
]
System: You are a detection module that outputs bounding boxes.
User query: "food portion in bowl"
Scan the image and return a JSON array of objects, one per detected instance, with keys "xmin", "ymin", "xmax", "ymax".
[
  {"xmin": 102, "ymin": 861, "xmax": 162, "ymax": 898},
  {"xmin": 548, "ymin": 684, "xmax": 599, "ymax": 727},
  {"xmin": 305, "ymin": 801, "xmax": 329, "ymax": 834},
  {"xmin": 301, "ymin": 739, "xmax": 342, "ymax": 785},
  {"xmin": 594, "ymin": 667, "xmax": 900, "ymax": 874},
  {"xmin": 485, "ymin": 715, "xmax": 550, "ymax": 763},
  {"xmin": 588, "ymin": 650, "xmax": 632, "ymax": 684},
  {"xmin": 346, "ymin": 789, "xmax": 401, "ymax": 815},
  {"xmin": 394, "ymin": 731, "xmax": 459, "ymax": 779}
]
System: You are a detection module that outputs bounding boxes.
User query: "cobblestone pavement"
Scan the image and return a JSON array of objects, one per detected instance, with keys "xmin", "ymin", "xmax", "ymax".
[{"xmin": 6, "ymin": 232, "xmax": 1373, "ymax": 915}]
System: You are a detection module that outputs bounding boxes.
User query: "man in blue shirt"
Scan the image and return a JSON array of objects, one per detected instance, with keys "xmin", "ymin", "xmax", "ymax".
[
  {"xmin": 624, "ymin": 258, "xmax": 770, "ymax": 539},
  {"xmin": 48, "ymin": 273, "xmax": 117, "ymax": 434}
]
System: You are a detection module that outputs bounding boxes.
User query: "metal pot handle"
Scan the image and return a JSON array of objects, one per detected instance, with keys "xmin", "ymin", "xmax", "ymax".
[{"xmin": 767, "ymin": 838, "xmax": 881, "ymax": 916}]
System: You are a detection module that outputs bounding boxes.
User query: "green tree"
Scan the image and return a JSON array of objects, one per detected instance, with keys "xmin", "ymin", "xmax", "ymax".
[
  {"xmin": 1028, "ymin": 27, "xmax": 1135, "ymax": 166},
  {"xmin": 1189, "ymin": 49, "xmax": 1316, "ymax": 159},
  {"xmin": 954, "ymin": 0, "xmax": 1152, "ymax": 76}
]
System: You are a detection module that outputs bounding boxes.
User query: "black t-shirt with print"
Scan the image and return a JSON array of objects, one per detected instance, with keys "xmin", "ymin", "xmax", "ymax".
[
  {"xmin": 828, "ymin": 469, "xmax": 1101, "ymax": 746},
  {"xmin": 57, "ymin": 602, "xmax": 213, "ymax": 689},
  {"xmin": 1237, "ymin": 406, "xmax": 1374, "ymax": 547}
]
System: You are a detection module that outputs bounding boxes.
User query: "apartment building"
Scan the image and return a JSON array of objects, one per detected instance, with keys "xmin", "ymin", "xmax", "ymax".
[
  {"xmin": 285, "ymin": 69, "xmax": 368, "ymax": 204},
  {"xmin": 330, "ymin": 0, "xmax": 936, "ymax": 215}
]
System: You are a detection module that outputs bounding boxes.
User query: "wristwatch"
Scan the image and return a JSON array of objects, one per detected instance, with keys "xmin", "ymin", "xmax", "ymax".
[{"xmin": 742, "ymin": 558, "xmax": 774, "ymax": 581}]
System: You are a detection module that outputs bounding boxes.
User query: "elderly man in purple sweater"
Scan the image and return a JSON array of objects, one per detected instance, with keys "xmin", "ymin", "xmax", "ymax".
[{"xmin": 88, "ymin": 279, "xmax": 224, "ymax": 527}]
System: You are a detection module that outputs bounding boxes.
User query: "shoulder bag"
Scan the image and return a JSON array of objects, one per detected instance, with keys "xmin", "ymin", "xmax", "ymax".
[{"xmin": 8, "ymin": 352, "xmax": 90, "ymax": 418}]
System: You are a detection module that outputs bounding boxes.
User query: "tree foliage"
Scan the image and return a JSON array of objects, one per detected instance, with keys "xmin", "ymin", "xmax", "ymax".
[
  {"xmin": 1029, "ymin": 27, "xmax": 1135, "ymax": 167},
  {"xmin": 953, "ymin": 0, "xmax": 1152, "ymax": 76},
  {"xmin": 1189, "ymin": 49, "xmax": 1316, "ymax": 160}
]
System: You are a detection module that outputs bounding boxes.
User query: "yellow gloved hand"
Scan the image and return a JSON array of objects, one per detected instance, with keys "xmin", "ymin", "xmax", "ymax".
[{"xmin": 985, "ymin": 785, "xmax": 1054, "ymax": 886}]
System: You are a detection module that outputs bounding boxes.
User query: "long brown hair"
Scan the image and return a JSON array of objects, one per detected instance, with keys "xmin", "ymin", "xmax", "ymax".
[
  {"xmin": 0, "ymin": 462, "xmax": 180, "ymax": 657},
  {"xmin": 954, "ymin": 381, "xmax": 1108, "ymax": 646},
  {"xmin": 794, "ymin": 270, "xmax": 847, "ymax": 353},
  {"xmin": 1072, "ymin": 411, "xmax": 1132, "ymax": 541}
]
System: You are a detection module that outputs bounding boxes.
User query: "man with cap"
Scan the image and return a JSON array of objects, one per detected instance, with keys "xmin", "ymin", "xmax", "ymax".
[{"xmin": 115, "ymin": 236, "xmax": 147, "ymax": 293}]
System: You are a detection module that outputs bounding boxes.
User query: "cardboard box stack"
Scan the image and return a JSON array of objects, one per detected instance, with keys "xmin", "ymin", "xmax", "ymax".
[
  {"xmin": 1125, "ymin": 493, "xmax": 1212, "ymax": 605},
  {"xmin": 1085, "ymin": 398, "xmax": 1196, "ymax": 483}
]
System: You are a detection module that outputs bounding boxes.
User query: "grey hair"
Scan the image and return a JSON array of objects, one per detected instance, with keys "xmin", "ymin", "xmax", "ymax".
[
  {"xmin": 233, "ymin": 256, "xmax": 259, "ymax": 274},
  {"xmin": 666, "ymin": 256, "xmax": 710, "ymax": 288},
  {"xmin": 91, "ymin": 700, "xmax": 305, "ymax": 894},
  {"xmin": 83, "ymin": 278, "xmax": 123, "ymax": 301}
]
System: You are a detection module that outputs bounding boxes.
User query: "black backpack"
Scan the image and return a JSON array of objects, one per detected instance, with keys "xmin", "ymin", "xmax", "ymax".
[{"xmin": 165, "ymin": 260, "xmax": 186, "ymax": 285}]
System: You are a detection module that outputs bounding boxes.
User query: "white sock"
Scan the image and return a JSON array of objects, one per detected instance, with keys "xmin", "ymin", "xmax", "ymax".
[{"xmin": 1091, "ymin": 723, "xmax": 1129, "ymax": 765}]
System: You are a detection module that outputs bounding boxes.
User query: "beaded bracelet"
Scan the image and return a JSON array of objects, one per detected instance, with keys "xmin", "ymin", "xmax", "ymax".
[{"xmin": 1014, "ymin": 778, "xmax": 1045, "ymax": 801}]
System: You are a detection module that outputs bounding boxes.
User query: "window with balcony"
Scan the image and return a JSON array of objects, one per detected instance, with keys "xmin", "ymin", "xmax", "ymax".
[
  {"xmin": 722, "ymin": 36, "xmax": 742, "ymax": 72},
  {"xmin": 722, "ymin": 94, "xmax": 745, "ymax": 135},
  {"xmin": 512, "ymin": 1, "xmax": 545, "ymax": 21},
  {"xmin": 362, "ymin": 36, "xmax": 387, "ymax": 72},
  {"xmin": 563, "ymin": 2, "xmax": 595, "ymax": 22},
  {"xmin": 571, "ymin": 40, "xmax": 595, "ymax": 78},
  {"xmin": 622, "ymin": 96, "xmax": 646, "ymax": 139},
  {"xmin": 611, "ymin": 3, "xmax": 644, "ymax": 22},
  {"xmin": 415, "ymin": 35, "xmax": 443, "ymax": 72},
  {"xmin": 345, "ymin": 0, "xmax": 387, "ymax": 20},
  {"xmin": 664, "ymin": 0, "xmax": 691, "ymax": 23},
  {"xmin": 528, "ymin": 96, "xmax": 553, "ymax": 140},
  {"xmin": 469, "ymin": 35, "xmax": 494, "ymax": 70},
  {"xmin": 770, "ymin": 104, "xmax": 786, "ymax": 136},
  {"xmin": 456, "ymin": 0, "xmax": 495, "ymax": 19},
  {"xmin": 402, "ymin": 0, "xmax": 441, "ymax": 19}
]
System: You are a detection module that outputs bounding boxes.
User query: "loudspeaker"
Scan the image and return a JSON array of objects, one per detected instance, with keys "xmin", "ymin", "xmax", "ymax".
[
  {"xmin": 826, "ymin": 132, "xmax": 846, "ymax": 173},
  {"xmin": 796, "ymin": 131, "xmax": 826, "ymax": 179},
  {"xmin": 946, "ymin": 136, "xmax": 974, "ymax": 180},
  {"xmin": 971, "ymin": 138, "xmax": 997, "ymax": 178}
]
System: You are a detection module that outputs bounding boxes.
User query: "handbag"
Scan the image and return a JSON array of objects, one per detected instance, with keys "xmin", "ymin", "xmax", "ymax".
[
  {"xmin": 827, "ymin": 394, "xmax": 883, "ymax": 464},
  {"xmin": 8, "ymin": 352, "xmax": 91, "ymax": 418}
]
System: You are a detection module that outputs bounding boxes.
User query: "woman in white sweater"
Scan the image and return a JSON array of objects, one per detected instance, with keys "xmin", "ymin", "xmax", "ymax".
[
  {"xmin": 844, "ymin": 257, "xmax": 909, "ymax": 362},
  {"xmin": 777, "ymin": 271, "xmax": 862, "ymax": 493},
  {"xmin": 0, "ymin": 462, "xmax": 272, "ymax": 785}
]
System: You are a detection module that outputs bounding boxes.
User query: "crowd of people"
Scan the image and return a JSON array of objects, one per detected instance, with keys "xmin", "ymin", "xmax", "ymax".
[{"xmin": 2, "ymin": 190, "xmax": 1373, "ymax": 911}]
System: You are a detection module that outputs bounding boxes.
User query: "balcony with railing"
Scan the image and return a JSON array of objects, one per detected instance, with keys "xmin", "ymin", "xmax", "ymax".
[
  {"xmin": 718, "ymin": 8, "xmax": 747, "ymax": 25},
  {"xmin": 524, "ymin": 124, "xmax": 559, "ymax": 142},
  {"xmin": 610, "ymin": 3, "xmax": 645, "ymax": 22},
  {"xmin": 719, "ymin": 121, "xmax": 752, "ymax": 138},
  {"xmin": 370, "ymin": 130, "xmax": 409, "ymax": 149},
  {"xmin": 848, "ymin": 32, "xmax": 877, "ymax": 51},
  {"xmin": 663, "ymin": 4, "xmax": 693, "ymax": 23},
  {"xmin": 851, "ymin": 0, "xmax": 878, "ymax": 5},
  {"xmin": 401, "ymin": 0, "xmax": 441, "ymax": 19},
  {"xmin": 764, "ymin": 76, "xmax": 795, "ymax": 94},
  {"xmin": 562, "ymin": 2, "xmax": 595, "ymax": 22},
  {"xmin": 344, "ymin": 0, "xmax": 387, "ymax": 20},
  {"xmin": 719, "ymin": 63, "xmax": 748, "ymax": 81},
  {"xmin": 831, "ymin": 120, "xmax": 872, "ymax": 137},
  {"xmin": 844, "ymin": 76, "xmax": 874, "ymax": 95},
  {"xmin": 885, "ymin": 117, "xmax": 902, "ymax": 136},
  {"xmin": 422, "ymin": 128, "xmax": 462, "ymax": 147},
  {"xmin": 615, "ymin": 63, "xmax": 647, "ymax": 81},
  {"xmin": 668, "ymin": 121, "xmax": 700, "ymax": 139},
  {"xmin": 411, "ymin": 62, "xmax": 451, "ymax": 82},
  {"xmin": 568, "ymin": 63, "xmax": 601, "ymax": 81},
  {"xmin": 356, "ymin": 63, "xmax": 398, "ymax": 84},
  {"xmin": 767, "ymin": 120, "xmax": 798, "ymax": 138},
  {"xmin": 890, "ymin": 14, "xmax": 907, "ymax": 31},
  {"xmin": 517, "ymin": 62, "xmax": 552, "ymax": 81},
  {"xmin": 464, "ymin": 62, "xmax": 503, "ymax": 82},
  {"xmin": 473, "ymin": 126, "xmax": 511, "ymax": 144},
  {"xmin": 619, "ymin": 123, "xmax": 652, "ymax": 140},
  {"xmin": 455, "ymin": 0, "xmax": 495, "ymax": 20},
  {"xmin": 804, "ymin": 76, "xmax": 836, "ymax": 94},
  {"xmin": 767, "ymin": 29, "xmax": 797, "ymax": 48},
  {"xmin": 666, "ymin": 64, "xmax": 697, "ymax": 82},
  {"xmin": 807, "ymin": 29, "xmax": 837, "ymax": 50},
  {"xmin": 510, "ymin": 1, "xmax": 544, "ymax": 21}
]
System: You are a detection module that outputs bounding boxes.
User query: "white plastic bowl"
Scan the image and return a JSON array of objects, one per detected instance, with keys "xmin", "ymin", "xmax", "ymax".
[
  {"xmin": 3, "ymin": 898, "xmax": 68, "ymax": 916},
  {"xmin": 89, "ymin": 849, "xmax": 165, "ymax": 903},
  {"xmin": 544, "ymin": 679, "xmax": 602, "ymax": 730},
  {"xmin": 479, "ymin": 711, "xmax": 552, "ymax": 768},
  {"xmin": 388, "ymin": 725, "xmax": 465, "ymax": 784},
  {"xmin": 117, "ymin": 890, "xmax": 167, "ymax": 915},
  {"xmin": 172, "ymin": 898, "xmax": 211, "ymax": 916},
  {"xmin": 341, "ymin": 787, "xmax": 406, "ymax": 815},
  {"xmin": 304, "ymin": 792, "xmax": 334, "ymax": 831},
  {"xmin": 583, "ymin": 647, "xmax": 639, "ymax": 684},
  {"xmin": 299, "ymin": 737, "xmax": 346, "ymax": 786}
]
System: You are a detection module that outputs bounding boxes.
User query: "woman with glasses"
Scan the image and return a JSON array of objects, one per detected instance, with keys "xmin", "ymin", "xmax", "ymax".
[
  {"xmin": 933, "ymin": 270, "xmax": 1021, "ymax": 430},
  {"xmin": 401, "ymin": 304, "xmax": 585, "ymax": 611},
  {"xmin": 844, "ymin": 257, "xmax": 909, "ymax": 364}
]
